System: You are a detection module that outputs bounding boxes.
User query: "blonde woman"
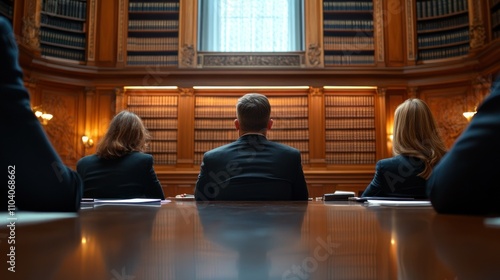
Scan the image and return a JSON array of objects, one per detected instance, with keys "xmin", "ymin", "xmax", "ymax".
[
  {"xmin": 361, "ymin": 98, "xmax": 447, "ymax": 198},
  {"xmin": 77, "ymin": 110, "xmax": 165, "ymax": 199}
]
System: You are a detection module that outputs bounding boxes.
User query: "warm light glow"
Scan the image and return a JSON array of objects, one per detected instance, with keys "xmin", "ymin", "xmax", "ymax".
[
  {"xmin": 82, "ymin": 135, "xmax": 94, "ymax": 148},
  {"xmin": 389, "ymin": 134, "xmax": 393, "ymax": 141},
  {"xmin": 391, "ymin": 239, "xmax": 395, "ymax": 245},
  {"xmin": 81, "ymin": 237, "xmax": 87, "ymax": 244},
  {"xmin": 462, "ymin": 111, "xmax": 476, "ymax": 122},
  {"xmin": 323, "ymin": 86, "xmax": 377, "ymax": 89},
  {"xmin": 42, "ymin": 113, "xmax": 53, "ymax": 120},
  {"xmin": 32, "ymin": 106, "xmax": 53, "ymax": 125},
  {"xmin": 34, "ymin": 110, "xmax": 43, "ymax": 117},
  {"xmin": 192, "ymin": 86, "xmax": 310, "ymax": 90},
  {"xmin": 124, "ymin": 86, "xmax": 178, "ymax": 90}
]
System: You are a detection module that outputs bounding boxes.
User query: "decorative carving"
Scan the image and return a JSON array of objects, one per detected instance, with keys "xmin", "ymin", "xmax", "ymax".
[
  {"xmin": 469, "ymin": 24, "xmax": 486, "ymax": 49},
  {"xmin": 22, "ymin": 0, "xmax": 40, "ymax": 50},
  {"xmin": 307, "ymin": 44, "xmax": 321, "ymax": 67},
  {"xmin": 428, "ymin": 96, "xmax": 467, "ymax": 148},
  {"xmin": 87, "ymin": 0, "xmax": 96, "ymax": 61},
  {"xmin": 200, "ymin": 53, "xmax": 303, "ymax": 67},
  {"xmin": 180, "ymin": 44, "xmax": 195, "ymax": 67},
  {"xmin": 309, "ymin": 87, "xmax": 323, "ymax": 96},
  {"xmin": 374, "ymin": 0, "xmax": 384, "ymax": 62},
  {"xmin": 178, "ymin": 88, "xmax": 194, "ymax": 96},
  {"xmin": 376, "ymin": 87, "xmax": 386, "ymax": 97}
]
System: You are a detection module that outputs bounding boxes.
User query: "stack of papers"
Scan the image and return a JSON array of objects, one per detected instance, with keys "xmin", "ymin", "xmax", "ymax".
[{"xmin": 366, "ymin": 200, "xmax": 432, "ymax": 207}]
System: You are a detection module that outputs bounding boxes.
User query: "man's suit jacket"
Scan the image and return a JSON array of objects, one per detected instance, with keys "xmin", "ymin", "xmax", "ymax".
[
  {"xmin": 77, "ymin": 152, "xmax": 165, "ymax": 199},
  {"xmin": 361, "ymin": 155, "xmax": 427, "ymax": 198},
  {"xmin": 0, "ymin": 17, "xmax": 82, "ymax": 212},
  {"xmin": 195, "ymin": 134, "xmax": 309, "ymax": 201},
  {"xmin": 427, "ymin": 78, "xmax": 500, "ymax": 215}
]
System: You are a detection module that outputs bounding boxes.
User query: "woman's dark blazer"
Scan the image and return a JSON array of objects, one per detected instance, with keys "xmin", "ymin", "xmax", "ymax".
[
  {"xmin": 427, "ymin": 77, "xmax": 500, "ymax": 215},
  {"xmin": 361, "ymin": 155, "xmax": 427, "ymax": 198},
  {"xmin": 1, "ymin": 17, "xmax": 82, "ymax": 212},
  {"xmin": 77, "ymin": 152, "xmax": 165, "ymax": 199}
]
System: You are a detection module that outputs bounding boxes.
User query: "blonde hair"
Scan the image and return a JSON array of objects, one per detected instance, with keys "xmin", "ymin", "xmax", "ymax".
[
  {"xmin": 392, "ymin": 98, "xmax": 447, "ymax": 179},
  {"xmin": 96, "ymin": 110, "xmax": 150, "ymax": 159}
]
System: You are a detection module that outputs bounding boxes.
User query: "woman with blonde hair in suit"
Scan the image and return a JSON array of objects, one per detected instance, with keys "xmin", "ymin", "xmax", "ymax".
[{"xmin": 361, "ymin": 98, "xmax": 447, "ymax": 198}]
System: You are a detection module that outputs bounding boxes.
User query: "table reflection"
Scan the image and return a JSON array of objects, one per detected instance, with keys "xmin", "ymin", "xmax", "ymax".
[{"xmin": 197, "ymin": 202, "xmax": 308, "ymax": 280}]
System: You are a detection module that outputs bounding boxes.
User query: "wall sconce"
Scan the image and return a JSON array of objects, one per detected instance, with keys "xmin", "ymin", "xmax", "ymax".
[
  {"xmin": 32, "ymin": 106, "xmax": 53, "ymax": 125},
  {"xmin": 462, "ymin": 111, "xmax": 476, "ymax": 122},
  {"xmin": 81, "ymin": 135, "xmax": 94, "ymax": 148}
]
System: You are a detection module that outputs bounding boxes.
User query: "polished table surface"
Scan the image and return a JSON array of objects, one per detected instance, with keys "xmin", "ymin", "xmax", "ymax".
[{"xmin": 1, "ymin": 200, "xmax": 500, "ymax": 280}]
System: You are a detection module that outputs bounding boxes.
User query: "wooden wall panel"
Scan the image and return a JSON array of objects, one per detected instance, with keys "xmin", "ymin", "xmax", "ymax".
[
  {"xmin": 384, "ymin": 0, "xmax": 406, "ymax": 66},
  {"xmin": 95, "ymin": 0, "xmax": 118, "ymax": 66}
]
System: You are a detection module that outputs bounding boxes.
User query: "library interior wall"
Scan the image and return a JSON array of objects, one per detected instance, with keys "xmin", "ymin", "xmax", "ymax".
[{"xmin": 6, "ymin": 0, "xmax": 500, "ymax": 197}]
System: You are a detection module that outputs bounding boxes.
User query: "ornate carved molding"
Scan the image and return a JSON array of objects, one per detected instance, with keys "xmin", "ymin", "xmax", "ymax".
[
  {"xmin": 469, "ymin": 0, "xmax": 486, "ymax": 49},
  {"xmin": 309, "ymin": 86, "xmax": 323, "ymax": 96},
  {"xmin": 87, "ymin": 0, "xmax": 96, "ymax": 61},
  {"xmin": 178, "ymin": 88, "xmax": 194, "ymax": 96},
  {"xmin": 374, "ymin": 0, "xmax": 385, "ymax": 62},
  {"xmin": 376, "ymin": 87, "xmax": 386, "ymax": 97},
  {"xmin": 180, "ymin": 44, "xmax": 195, "ymax": 67},
  {"xmin": 307, "ymin": 44, "xmax": 321, "ymax": 67},
  {"xmin": 198, "ymin": 53, "xmax": 304, "ymax": 68},
  {"xmin": 22, "ymin": 0, "xmax": 40, "ymax": 50}
]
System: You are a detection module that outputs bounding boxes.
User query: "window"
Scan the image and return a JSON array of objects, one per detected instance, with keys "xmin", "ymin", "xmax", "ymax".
[{"xmin": 198, "ymin": 0, "xmax": 304, "ymax": 52}]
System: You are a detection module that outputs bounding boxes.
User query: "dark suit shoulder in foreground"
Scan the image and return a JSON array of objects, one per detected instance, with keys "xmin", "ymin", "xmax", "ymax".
[{"xmin": 427, "ymin": 78, "xmax": 500, "ymax": 215}]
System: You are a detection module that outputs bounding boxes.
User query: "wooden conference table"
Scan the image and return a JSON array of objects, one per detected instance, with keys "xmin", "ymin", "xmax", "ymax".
[{"xmin": 1, "ymin": 200, "xmax": 499, "ymax": 280}]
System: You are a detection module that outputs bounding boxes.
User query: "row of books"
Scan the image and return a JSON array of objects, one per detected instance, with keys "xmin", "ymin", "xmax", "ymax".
[
  {"xmin": 325, "ymin": 96, "xmax": 374, "ymax": 106},
  {"xmin": 326, "ymin": 119, "xmax": 375, "ymax": 129},
  {"xmin": 417, "ymin": 29, "xmax": 469, "ymax": 48},
  {"xmin": 416, "ymin": 0, "xmax": 467, "ymax": 19},
  {"xmin": 149, "ymin": 141, "xmax": 177, "ymax": 151},
  {"xmin": 42, "ymin": 0, "xmax": 87, "ymax": 20},
  {"xmin": 323, "ymin": 20, "xmax": 373, "ymax": 30},
  {"xmin": 128, "ymin": 95, "xmax": 178, "ymax": 105},
  {"xmin": 326, "ymin": 141, "xmax": 376, "ymax": 152},
  {"xmin": 128, "ymin": 106, "xmax": 178, "ymax": 118},
  {"xmin": 195, "ymin": 97, "xmax": 309, "ymax": 107},
  {"xmin": 326, "ymin": 108, "xmax": 374, "ymax": 118},
  {"xmin": 127, "ymin": 42, "xmax": 177, "ymax": 51},
  {"xmin": 41, "ymin": 43, "xmax": 85, "ymax": 61},
  {"xmin": 41, "ymin": 28, "xmax": 86, "ymax": 49},
  {"xmin": 269, "ymin": 97, "xmax": 309, "ymax": 107},
  {"xmin": 324, "ymin": 36, "xmax": 374, "ymax": 46},
  {"xmin": 128, "ymin": 20, "xmax": 178, "ymax": 31},
  {"xmin": 150, "ymin": 153, "xmax": 177, "ymax": 165},
  {"xmin": 126, "ymin": 55, "xmax": 178, "ymax": 66},
  {"xmin": 324, "ymin": 55, "xmax": 375, "ymax": 65},
  {"xmin": 127, "ymin": 37, "xmax": 178, "ymax": 46},
  {"xmin": 416, "ymin": 13, "xmax": 468, "ymax": 31},
  {"xmin": 324, "ymin": 43, "xmax": 374, "ymax": 52},
  {"xmin": 323, "ymin": 1, "xmax": 373, "ymax": 11},
  {"xmin": 417, "ymin": 44, "xmax": 469, "ymax": 60},
  {"xmin": 149, "ymin": 130, "xmax": 178, "ymax": 140},
  {"xmin": 195, "ymin": 107, "xmax": 308, "ymax": 118},
  {"xmin": 41, "ymin": 14, "xmax": 85, "ymax": 32},
  {"xmin": 326, "ymin": 152, "xmax": 376, "ymax": 165},
  {"xmin": 494, "ymin": 29, "xmax": 500, "ymax": 40},
  {"xmin": 326, "ymin": 130, "xmax": 376, "ymax": 141},
  {"xmin": 142, "ymin": 118, "xmax": 178, "ymax": 129},
  {"xmin": 128, "ymin": 2, "xmax": 179, "ymax": 12}
]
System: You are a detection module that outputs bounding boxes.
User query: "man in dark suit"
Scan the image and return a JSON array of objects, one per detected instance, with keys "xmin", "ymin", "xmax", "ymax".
[
  {"xmin": 0, "ymin": 17, "xmax": 82, "ymax": 212},
  {"xmin": 195, "ymin": 93, "xmax": 309, "ymax": 201},
  {"xmin": 427, "ymin": 75, "xmax": 500, "ymax": 215}
]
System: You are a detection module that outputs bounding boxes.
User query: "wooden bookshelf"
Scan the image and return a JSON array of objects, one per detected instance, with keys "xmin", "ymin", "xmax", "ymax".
[
  {"xmin": 415, "ymin": 0, "xmax": 470, "ymax": 61},
  {"xmin": 126, "ymin": 0, "xmax": 179, "ymax": 66},
  {"xmin": 324, "ymin": 93, "xmax": 376, "ymax": 165},
  {"xmin": 125, "ymin": 92, "xmax": 179, "ymax": 165},
  {"xmin": 491, "ymin": 0, "xmax": 500, "ymax": 40},
  {"xmin": 0, "ymin": 0, "xmax": 13, "ymax": 23},
  {"xmin": 40, "ymin": 0, "xmax": 87, "ymax": 62},
  {"xmin": 322, "ymin": 0, "xmax": 375, "ymax": 66}
]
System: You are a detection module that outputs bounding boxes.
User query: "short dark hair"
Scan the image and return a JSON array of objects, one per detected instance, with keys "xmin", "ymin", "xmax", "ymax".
[{"xmin": 236, "ymin": 93, "xmax": 271, "ymax": 132}]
